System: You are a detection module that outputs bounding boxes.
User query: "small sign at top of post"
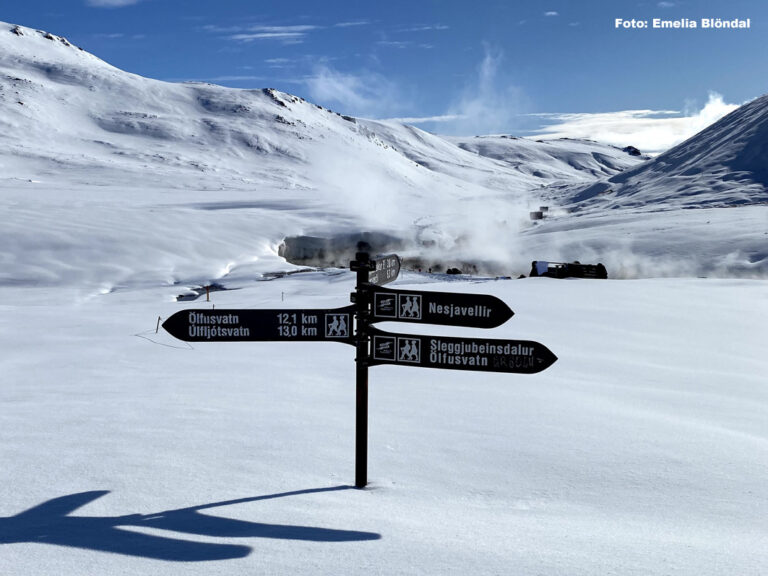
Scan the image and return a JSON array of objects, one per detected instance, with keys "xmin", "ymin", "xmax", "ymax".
[{"xmin": 367, "ymin": 253, "xmax": 400, "ymax": 286}]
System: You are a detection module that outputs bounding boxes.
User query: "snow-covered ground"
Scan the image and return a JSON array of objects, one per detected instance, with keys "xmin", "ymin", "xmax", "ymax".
[
  {"xmin": 1, "ymin": 21, "xmax": 767, "ymax": 575},
  {"xmin": 1, "ymin": 273, "xmax": 766, "ymax": 575}
]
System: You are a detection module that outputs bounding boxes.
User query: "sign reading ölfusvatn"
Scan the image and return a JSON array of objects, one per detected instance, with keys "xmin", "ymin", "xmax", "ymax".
[
  {"xmin": 368, "ymin": 327, "xmax": 556, "ymax": 374},
  {"xmin": 162, "ymin": 306, "xmax": 356, "ymax": 344}
]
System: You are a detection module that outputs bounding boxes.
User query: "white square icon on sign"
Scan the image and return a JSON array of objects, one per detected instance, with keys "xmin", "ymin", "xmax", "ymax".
[
  {"xmin": 373, "ymin": 335, "xmax": 396, "ymax": 361},
  {"xmin": 374, "ymin": 293, "xmax": 397, "ymax": 318}
]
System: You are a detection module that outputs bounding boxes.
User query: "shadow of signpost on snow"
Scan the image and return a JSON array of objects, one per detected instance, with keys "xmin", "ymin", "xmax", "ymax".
[{"xmin": 0, "ymin": 486, "xmax": 380, "ymax": 561}]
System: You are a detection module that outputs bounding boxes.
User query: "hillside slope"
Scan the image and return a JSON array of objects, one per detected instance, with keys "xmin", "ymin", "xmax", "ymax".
[
  {"xmin": 0, "ymin": 23, "xmax": 642, "ymax": 196},
  {"xmin": 0, "ymin": 21, "xmax": 651, "ymax": 285},
  {"xmin": 1, "ymin": 21, "xmax": 765, "ymax": 281},
  {"xmin": 566, "ymin": 94, "xmax": 768, "ymax": 210}
]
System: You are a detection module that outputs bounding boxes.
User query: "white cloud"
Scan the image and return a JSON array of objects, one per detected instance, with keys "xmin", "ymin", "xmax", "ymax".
[
  {"xmin": 202, "ymin": 25, "xmax": 243, "ymax": 34},
  {"xmin": 383, "ymin": 114, "xmax": 466, "ymax": 124},
  {"xmin": 304, "ymin": 66, "xmax": 404, "ymax": 118},
  {"xmin": 532, "ymin": 93, "xmax": 740, "ymax": 154},
  {"xmin": 544, "ymin": 11, "xmax": 559, "ymax": 17},
  {"xmin": 248, "ymin": 25, "xmax": 319, "ymax": 33},
  {"xmin": 230, "ymin": 32, "xmax": 305, "ymax": 43},
  {"xmin": 86, "ymin": 0, "xmax": 142, "ymax": 6},
  {"xmin": 265, "ymin": 58, "xmax": 293, "ymax": 69},
  {"xmin": 226, "ymin": 25, "xmax": 320, "ymax": 44},
  {"xmin": 377, "ymin": 40, "xmax": 411, "ymax": 48},
  {"xmin": 334, "ymin": 21, "xmax": 369, "ymax": 28},
  {"xmin": 437, "ymin": 46, "xmax": 525, "ymax": 136},
  {"xmin": 377, "ymin": 46, "xmax": 526, "ymax": 136},
  {"xmin": 400, "ymin": 24, "xmax": 450, "ymax": 32},
  {"xmin": 658, "ymin": 1, "xmax": 676, "ymax": 7}
]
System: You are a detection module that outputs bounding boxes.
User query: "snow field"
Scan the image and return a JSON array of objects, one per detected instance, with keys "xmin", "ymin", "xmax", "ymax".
[{"xmin": 1, "ymin": 274, "xmax": 766, "ymax": 574}]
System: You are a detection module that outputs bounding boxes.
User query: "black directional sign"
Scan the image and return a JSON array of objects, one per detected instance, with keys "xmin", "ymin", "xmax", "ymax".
[
  {"xmin": 370, "ymin": 286, "xmax": 513, "ymax": 328},
  {"xmin": 162, "ymin": 306, "xmax": 356, "ymax": 344},
  {"xmin": 367, "ymin": 254, "xmax": 400, "ymax": 286},
  {"xmin": 368, "ymin": 327, "xmax": 557, "ymax": 374}
]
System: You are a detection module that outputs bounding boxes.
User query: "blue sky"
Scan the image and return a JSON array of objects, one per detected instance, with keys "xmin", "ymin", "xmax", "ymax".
[{"xmin": 3, "ymin": 0, "xmax": 766, "ymax": 147}]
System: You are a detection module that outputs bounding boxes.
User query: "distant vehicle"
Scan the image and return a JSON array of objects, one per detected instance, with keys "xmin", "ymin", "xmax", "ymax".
[{"xmin": 529, "ymin": 261, "xmax": 607, "ymax": 279}]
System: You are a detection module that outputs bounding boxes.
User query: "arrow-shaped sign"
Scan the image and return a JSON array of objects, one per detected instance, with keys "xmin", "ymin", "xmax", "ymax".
[
  {"xmin": 368, "ymin": 327, "xmax": 557, "ymax": 374},
  {"xmin": 370, "ymin": 286, "xmax": 513, "ymax": 328},
  {"xmin": 162, "ymin": 306, "xmax": 356, "ymax": 344},
  {"xmin": 367, "ymin": 254, "xmax": 400, "ymax": 286}
]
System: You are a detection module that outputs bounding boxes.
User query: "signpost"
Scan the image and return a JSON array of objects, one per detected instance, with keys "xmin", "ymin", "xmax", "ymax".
[{"xmin": 162, "ymin": 251, "xmax": 557, "ymax": 489}]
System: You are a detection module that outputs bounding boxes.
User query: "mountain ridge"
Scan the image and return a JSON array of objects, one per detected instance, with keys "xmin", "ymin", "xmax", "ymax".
[
  {"xmin": 1, "ymin": 20, "xmax": 766, "ymax": 281},
  {"xmin": 565, "ymin": 94, "xmax": 768, "ymax": 210},
  {"xmin": 0, "ymin": 20, "xmax": 642, "ymax": 195}
]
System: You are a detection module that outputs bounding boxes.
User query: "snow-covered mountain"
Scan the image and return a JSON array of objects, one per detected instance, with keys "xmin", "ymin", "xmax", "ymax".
[
  {"xmin": 0, "ymin": 22, "xmax": 653, "ymax": 284},
  {"xmin": 448, "ymin": 134, "xmax": 646, "ymax": 182},
  {"xmin": 1, "ymin": 21, "xmax": 766, "ymax": 282},
  {"xmin": 565, "ymin": 94, "xmax": 768, "ymax": 210},
  {"xmin": 0, "ymin": 24, "xmax": 639, "ymax": 193},
  {"xmin": 1, "ymin": 22, "xmax": 767, "ymax": 576}
]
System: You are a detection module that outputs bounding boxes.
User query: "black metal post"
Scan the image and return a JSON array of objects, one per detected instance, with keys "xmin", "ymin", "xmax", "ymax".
[{"xmin": 350, "ymin": 251, "xmax": 373, "ymax": 488}]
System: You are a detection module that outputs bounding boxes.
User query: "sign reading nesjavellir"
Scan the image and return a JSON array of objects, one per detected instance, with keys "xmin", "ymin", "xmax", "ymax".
[
  {"xmin": 370, "ymin": 286, "xmax": 513, "ymax": 328},
  {"xmin": 162, "ymin": 251, "xmax": 557, "ymax": 488}
]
